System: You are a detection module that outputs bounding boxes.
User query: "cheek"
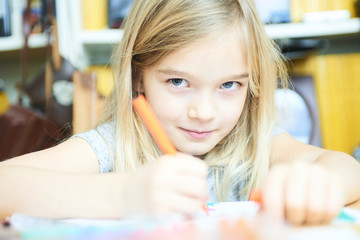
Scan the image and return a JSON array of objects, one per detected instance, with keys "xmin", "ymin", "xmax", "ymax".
[
  {"xmin": 220, "ymin": 97, "xmax": 247, "ymax": 130},
  {"xmin": 226, "ymin": 106, "xmax": 243, "ymax": 127},
  {"xmin": 148, "ymin": 96, "xmax": 183, "ymax": 123}
]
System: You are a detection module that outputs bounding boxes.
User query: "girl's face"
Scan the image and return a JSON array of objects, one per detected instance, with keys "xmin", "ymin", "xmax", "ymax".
[{"xmin": 140, "ymin": 31, "xmax": 249, "ymax": 156}]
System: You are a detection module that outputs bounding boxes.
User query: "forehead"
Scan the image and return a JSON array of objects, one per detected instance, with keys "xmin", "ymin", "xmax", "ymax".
[{"xmin": 150, "ymin": 29, "xmax": 248, "ymax": 77}]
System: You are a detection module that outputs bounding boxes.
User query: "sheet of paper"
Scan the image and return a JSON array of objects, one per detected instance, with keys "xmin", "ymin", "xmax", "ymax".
[
  {"xmin": 287, "ymin": 227, "xmax": 360, "ymax": 240},
  {"xmin": 10, "ymin": 202, "xmax": 360, "ymax": 240}
]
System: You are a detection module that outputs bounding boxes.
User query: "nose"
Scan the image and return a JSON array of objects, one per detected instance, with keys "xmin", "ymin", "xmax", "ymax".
[{"xmin": 188, "ymin": 94, "xmax": 216, "ymax": 121}]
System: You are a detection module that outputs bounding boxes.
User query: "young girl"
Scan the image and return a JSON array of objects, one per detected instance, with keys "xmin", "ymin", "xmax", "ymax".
[{"xmin": 1, "ymin": 0, "xmax": 360, "ymax": 226}]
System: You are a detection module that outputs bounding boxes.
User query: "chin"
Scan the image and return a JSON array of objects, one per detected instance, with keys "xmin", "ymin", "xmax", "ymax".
[{"xmin": 180, "ymin": 146, "xmax": 213, "ymax": 157}]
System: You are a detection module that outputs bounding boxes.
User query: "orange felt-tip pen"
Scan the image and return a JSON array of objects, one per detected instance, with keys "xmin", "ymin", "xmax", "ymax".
[
  {"xmin": 202, "ymin": 202, "xmax": 209, "ymax": 216},
  {"xmin": 132, "ymin": 95, "xmax": 209, "ymax": 215},
  {"xmin": 132, "ymin": 95, "xmax": 177, "ymax": 155},
  {"xmin": 249, "ymin": 188, "xmax": 263, "ymax": 205}
]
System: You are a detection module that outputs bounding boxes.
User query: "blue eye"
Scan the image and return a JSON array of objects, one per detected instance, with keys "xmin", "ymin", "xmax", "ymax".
[
  {"xmin": 221, "ymin": 81, "xmax": 238, "ymax": 89},
  {"xmin": 169, "ymin": 78, "xmax": 187, "ymax": 87}
]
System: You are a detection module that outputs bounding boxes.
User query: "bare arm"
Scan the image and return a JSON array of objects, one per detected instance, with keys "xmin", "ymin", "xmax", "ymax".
[
  {"xmin": 270, "ymin": 133, "xmax": 360, "ymax": 204},
  {"xmin": 1, "ymin": 137, "xmax": 100, "ymax": 173},
  {"xmin": 0, "ymin": 138, "xmax": 208, "ymax": 220},
  {"xmin": 0, "ymin": 138, "xmax": 126, "ymax": 219},
  {"xmin": 264, "ymin": 132, "xmax": 360, "ymax": 225},
  {"xmin": 0, "ymin": 165, "xmax": 126, "ymax": 219}
]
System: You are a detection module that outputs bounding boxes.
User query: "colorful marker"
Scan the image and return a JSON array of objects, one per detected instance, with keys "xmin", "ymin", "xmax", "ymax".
[
  {"xmin": 132, "ymin": 95, "xmax": 177, "ymax": 155},
  {"xmin": 249, "ymin": 189, "xmax": 263, "ymax": 206},
  {"xmin": 202, "ymin": 203, "xmax": 210, "ymax": 216},
  {"xmin": 132, "ymin": 94, "xmax": 209, "ymax": 215},
  {"xmin": 337, "ymin": 210, "xmax": 356, "ymax": 223},
  {"xmin": 249, "ymin": 188, "xmax": 263, "ymax": 216}
]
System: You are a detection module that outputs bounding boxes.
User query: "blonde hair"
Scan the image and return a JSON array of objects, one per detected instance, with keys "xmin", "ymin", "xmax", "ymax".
[{"xmin": 99, "ymin": 0, "xmax": 288, "ymax": 200}]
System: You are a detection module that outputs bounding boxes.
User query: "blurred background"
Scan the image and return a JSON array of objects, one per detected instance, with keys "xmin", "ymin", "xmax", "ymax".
[{"xmin": 0, "ymin": 0, "xmax": 359, "ymax": 161}]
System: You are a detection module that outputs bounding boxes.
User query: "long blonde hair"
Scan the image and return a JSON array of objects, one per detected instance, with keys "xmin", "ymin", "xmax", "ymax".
[{"xmin": 99, "ymin": 0, "xmax": 288, "ymax": 200}]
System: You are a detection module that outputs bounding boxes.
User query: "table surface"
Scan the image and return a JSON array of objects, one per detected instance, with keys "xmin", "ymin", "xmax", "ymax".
[
  {"xmin": 347, "ymin": 199, "xmax": 360, "ymax": 234},
  {"xmin": 349, "ymin": 199, "xmax": 360, "ymax": 210},
  {"xmin": 1, "ymin": 199, "xmax": 360, "ymax": 239}
]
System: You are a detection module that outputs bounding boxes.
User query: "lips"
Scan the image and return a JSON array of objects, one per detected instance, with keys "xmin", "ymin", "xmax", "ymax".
[{"xmin": 181, "ymin": 128, "xmax": 213, "ymax": 140}]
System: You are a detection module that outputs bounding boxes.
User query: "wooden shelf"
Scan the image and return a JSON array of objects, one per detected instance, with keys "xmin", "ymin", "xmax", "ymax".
[
  {"xmin": 80, "ymin": 30, "xmax": 123, "ymax": 45},
  {"xmin": 0, "ymin": 0, "xmax": 48, "ymax": 52},
  {"xmin": 75, "ymin": 18, "xmax": 360, "ymax": 47},
  {"xmin": 265, "ymin": 18, "xmax": 360, "ymax": 39},
  {"xmin": 0, "ymin": 33, "xmax": 48, "ymax": 52},
  {"xmin": 0, "ymin": 36, "xmax": 22, "ymax": 52},
  {"xmin": 77, "ymin": 18, "xmax": 360, "ymax": 48},
  {"xmin": 56, "ymin": 0, "xmax": 360, "ymax": 69}
]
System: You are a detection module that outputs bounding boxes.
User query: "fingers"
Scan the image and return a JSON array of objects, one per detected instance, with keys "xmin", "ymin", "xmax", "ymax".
[
  {"xmin": 304, "ymin": 165, "xmax": 327, "ymax": 225},
  {"xmin": 144, "ymin": 185, "xmax": 205, "ymax": 216},
  {"xmin": 162, "ymin": 191, "xmax": 205, "ymax": 215},
  {"xmin": 263, "ymin": 164, "xmax": 287, "ymax": 220},
  {"xmin": 170, "ymin": 152, "xmax": 208, "ymax": 177},
  {"xmin": 153, "ymin": 154, "xmax": 208, "ymax": 199},
  {"xmin": 161, "ymin": 154, "xmax": 208, "ymax": 214},
  {"xmin": 173, "ymin": 173, "xmax": 207, "ymax": 199},
  {"xmin": 284, "ymin": 162, "xmax": 309, "ymax": 225},
  {"xmin": 264, "ymin": 162, "xmax": 345, "ymax": 226},
  {"xmin": 170, "ymin": 153, "xmax": 208, "ymax": 199},
  {"xmin": 131, "ymin": 153, "xmax": 208, "ymax": 217},
  {"xmin": 323, "ymin": 173, "xmax": 344, "ymax": 223}
]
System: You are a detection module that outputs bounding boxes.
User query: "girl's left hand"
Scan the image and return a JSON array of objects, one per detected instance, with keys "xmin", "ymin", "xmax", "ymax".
[{"xmin": 262, "ymin": 161, "xmax": 344, "ymax": 225}]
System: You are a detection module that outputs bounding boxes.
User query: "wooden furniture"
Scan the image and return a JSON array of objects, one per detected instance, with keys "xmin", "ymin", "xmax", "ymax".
[
  {"xmin": 292, "ymin": 53, "xmax": 360, "ymax": 154},
  {"xmin": 72, "ymin": 71, "xmax": 104, "ymax": 134},
  {"xmin": 72, "ymin": 66, "xmax": 113, "ymax": 134}
]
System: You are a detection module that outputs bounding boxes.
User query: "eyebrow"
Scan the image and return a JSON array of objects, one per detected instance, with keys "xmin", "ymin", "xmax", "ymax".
[{"xmin": 157, "ymin": 69, "xmax": 249, "ymax": 81}]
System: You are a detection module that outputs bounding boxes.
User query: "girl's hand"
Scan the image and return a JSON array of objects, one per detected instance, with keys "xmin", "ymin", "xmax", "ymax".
[
  {"xmin": 122, "ymin": 153, "xmax": 208, "ymax": 217},
  {"xmin": 262, "ymin": 161, "xmax": 344, "ymax": 225}
]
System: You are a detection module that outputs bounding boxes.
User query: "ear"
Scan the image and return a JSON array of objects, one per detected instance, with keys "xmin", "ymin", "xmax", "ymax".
[
  {"xmin": 132, "ymin": 69, "xmax": 145, "ymax": 94},
  {"xmin": 132, "ymin": 78, "xmax": 145, "ymax": 94}
]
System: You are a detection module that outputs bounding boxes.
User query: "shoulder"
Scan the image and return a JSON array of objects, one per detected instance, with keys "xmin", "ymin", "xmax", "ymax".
[
  {"xmin": 270, "ymin": 132, "xmax": 326, "ymax": 165},
  {"xmin": 73, "ymin": 122, "xmax": 116, "ymax": 173},
  {"xmin": 271, "ymin": 126, "xmax": 286, "ymax": 138},
  {"xmin": 75, "ymin": 122, "xmax": 115, "ymax": 143}
]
